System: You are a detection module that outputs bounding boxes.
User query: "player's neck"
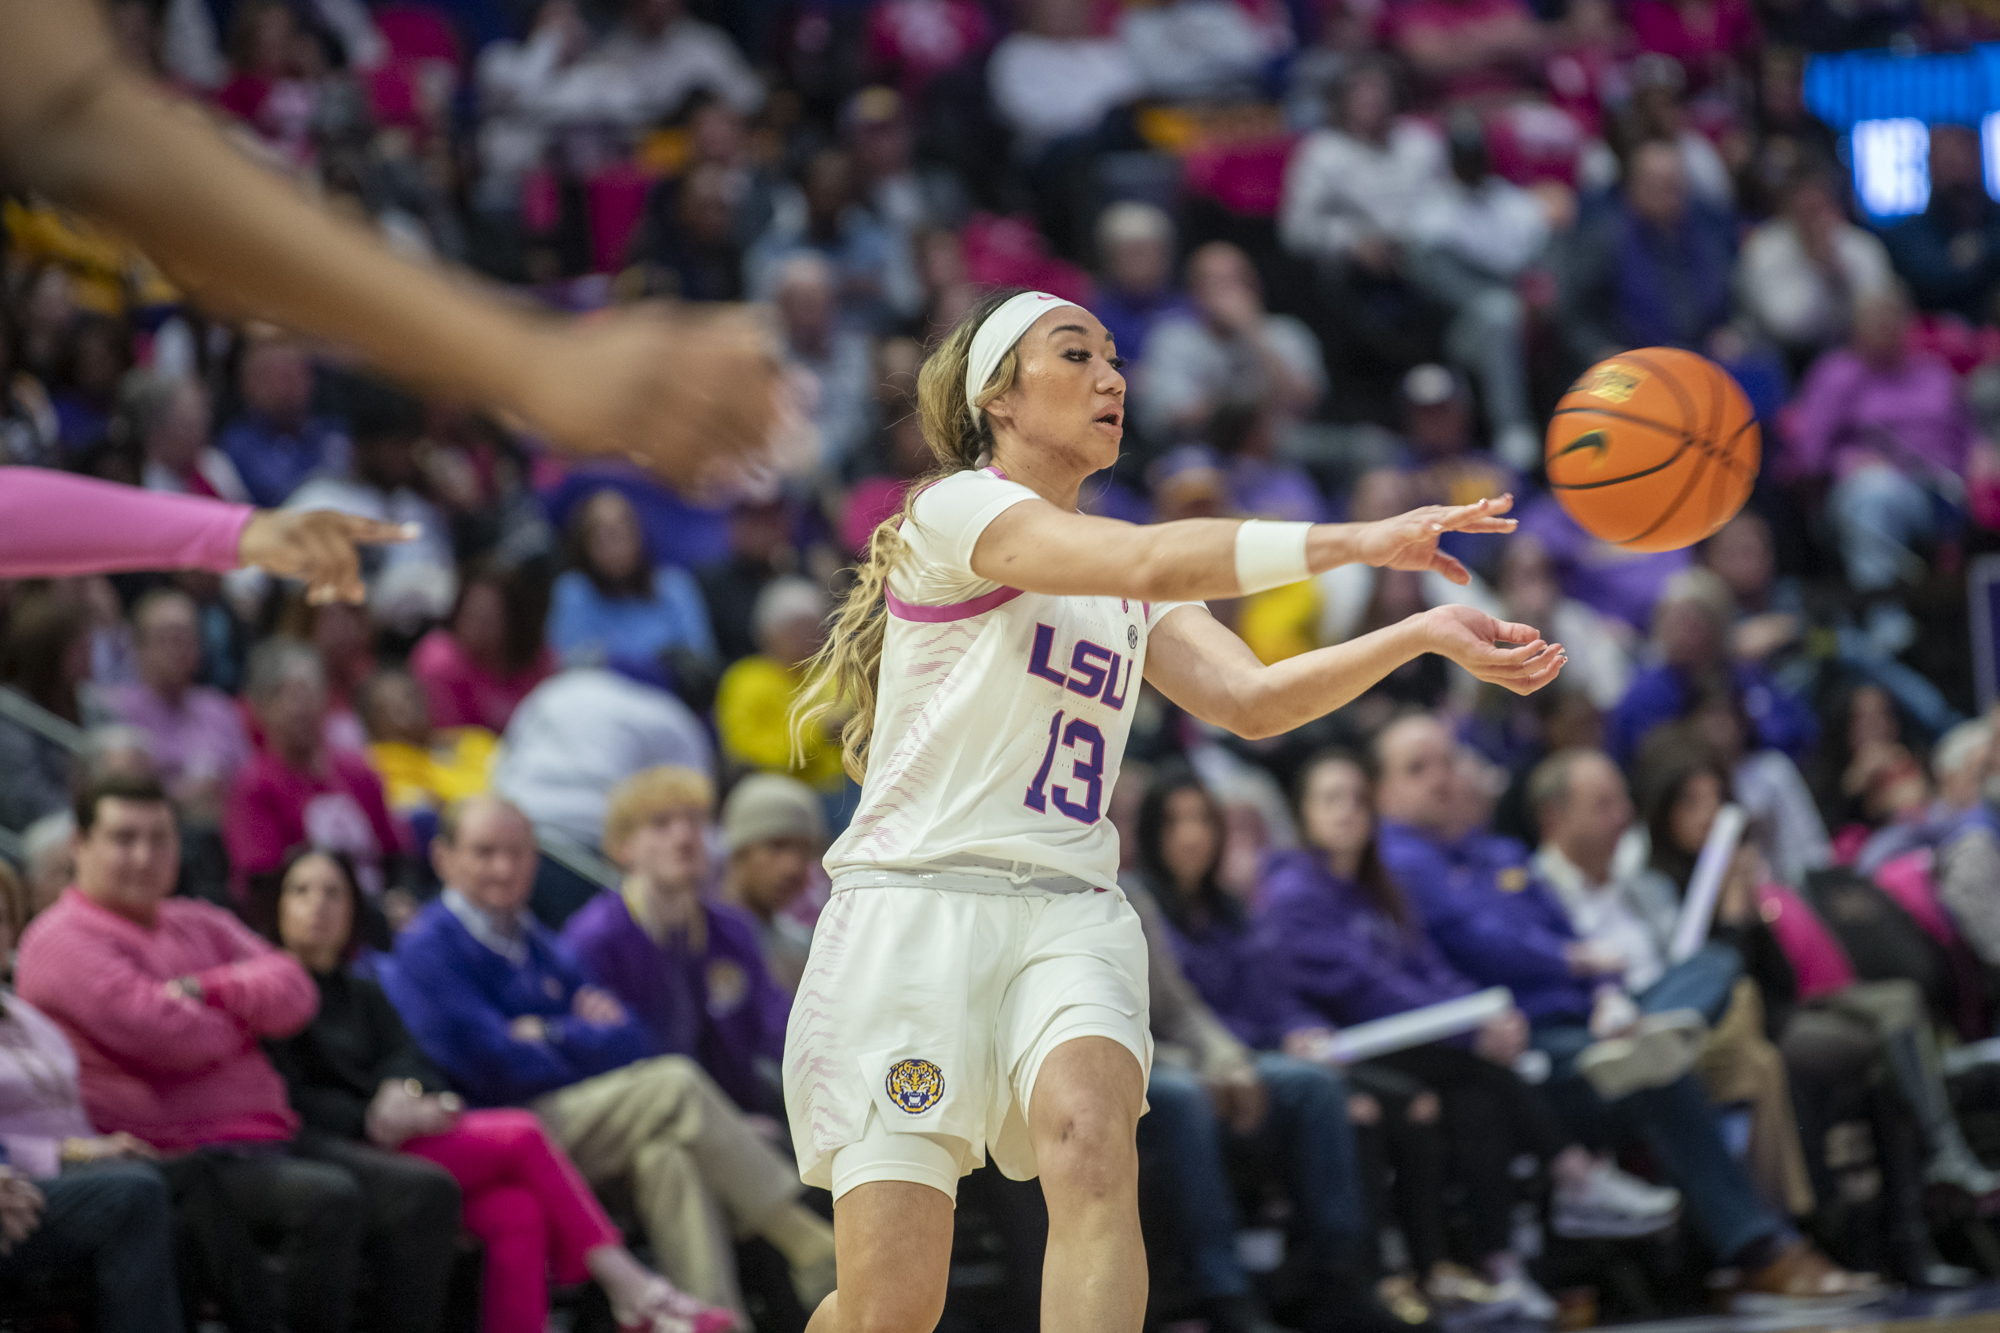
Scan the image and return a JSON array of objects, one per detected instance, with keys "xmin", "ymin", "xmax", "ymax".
[{"xmin": 986, "ymin": 443, "xmax": 1086, "ymax": 512}]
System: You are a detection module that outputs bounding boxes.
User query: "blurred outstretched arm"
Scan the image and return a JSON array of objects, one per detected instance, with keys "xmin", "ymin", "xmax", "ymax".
[{"xmin": 0, "ymin": 1, "xmax": 780, "ymax": 489}]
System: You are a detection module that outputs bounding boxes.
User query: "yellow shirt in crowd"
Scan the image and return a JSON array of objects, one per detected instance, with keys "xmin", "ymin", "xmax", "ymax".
[
  {"xmin": 715, "ymin": 655, "xmax": 845, "ymax": 793},
  {"xmin": 369, "ymin": 728, "xmax": 500, "ymax": 812}
]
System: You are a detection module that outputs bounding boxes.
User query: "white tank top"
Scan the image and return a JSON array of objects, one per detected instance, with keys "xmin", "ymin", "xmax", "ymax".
[{"xmin": 825, "ymin": 468, "xmax": 1201, "ymax": 892}]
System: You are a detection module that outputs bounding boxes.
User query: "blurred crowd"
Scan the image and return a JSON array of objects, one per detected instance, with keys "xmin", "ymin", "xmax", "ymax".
[{"xmin": 9, "ymin": 0, "xmax": 2000, "ymax": 1330}]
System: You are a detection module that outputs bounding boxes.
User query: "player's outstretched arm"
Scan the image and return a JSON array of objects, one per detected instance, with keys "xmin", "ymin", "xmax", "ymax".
[
  {"xmin": 1143, "ymin": 603, "xmax": 1566, "ymax": 740},
  {"xmin": 0, "ymin": 468, "xmax": 406, "ymax": 603},
  {"xmin": 971, "ymin": 496, "xmax": 1518, "ymax": 602},
  {"xmin": 0, "ymin": 1, "xmax": 778, "ymax": 490}
]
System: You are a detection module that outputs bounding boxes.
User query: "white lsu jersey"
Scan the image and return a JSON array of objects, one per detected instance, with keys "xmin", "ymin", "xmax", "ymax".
[{"xmin": 826, "ymin": 468, "xmax": 1201, "ymax": 892}]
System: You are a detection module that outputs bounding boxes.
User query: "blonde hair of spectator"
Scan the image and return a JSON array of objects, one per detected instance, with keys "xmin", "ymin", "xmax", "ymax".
[
  {"xmin": 604, "ymin": 765, "xmax": 716, "ymax": 853},
  {"xmin": 792, "ymin": 287, "xmax": 1028, "ymax": 781}
]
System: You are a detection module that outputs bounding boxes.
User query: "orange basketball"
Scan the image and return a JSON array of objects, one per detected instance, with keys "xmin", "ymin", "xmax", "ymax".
[{"xmin": 1545, "ymin": 347, "xmax": 1760, "ymax": 553}]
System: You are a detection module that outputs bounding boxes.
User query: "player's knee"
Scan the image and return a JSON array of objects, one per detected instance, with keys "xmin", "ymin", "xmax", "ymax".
[{"xmin": 1037, "ymin": 1101, "xmax": 1138, "ymax": 1202}]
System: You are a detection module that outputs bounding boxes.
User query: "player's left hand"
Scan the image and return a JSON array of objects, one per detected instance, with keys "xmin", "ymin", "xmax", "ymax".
[
  {"xmin": 1420, "ymin": 603, "xmax": 1566, "ymax": 695},
  {"xmin": 1356, "ymin": 495, "xmax": 1518, "ymax": 585}
]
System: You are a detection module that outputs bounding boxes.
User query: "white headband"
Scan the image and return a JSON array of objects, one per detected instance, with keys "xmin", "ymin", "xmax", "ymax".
[{"xmin": 965, "ymin": 290, "xmax": 1082, "ymax": 420}]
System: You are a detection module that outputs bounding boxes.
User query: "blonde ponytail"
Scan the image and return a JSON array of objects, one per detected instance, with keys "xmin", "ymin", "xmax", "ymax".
[{"xmin": 793, "ymin": 288, "xmax": 1028, "ymax": 781}]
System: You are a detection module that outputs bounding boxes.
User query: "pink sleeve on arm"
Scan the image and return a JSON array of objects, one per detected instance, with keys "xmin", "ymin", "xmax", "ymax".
[
  {"xmin": 0, "ymin": 469, "xmax": 252, "ymax": 577},
  {"xmin": 190, "ymin": 905, "xmax": 319, "ymax": 1038},
  {"xmin": 15, "ymin": 911, "xmax": 256, "ymax": 1075}
]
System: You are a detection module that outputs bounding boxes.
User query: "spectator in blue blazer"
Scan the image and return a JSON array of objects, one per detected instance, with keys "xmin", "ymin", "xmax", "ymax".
[{"xmin": 384, "ymin": 795, "xmax": 834, "ymax": 1322}]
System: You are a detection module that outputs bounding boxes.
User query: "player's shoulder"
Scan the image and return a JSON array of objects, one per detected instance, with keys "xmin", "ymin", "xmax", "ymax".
[
  {"xmin": 906, "ymin": 467, "xmax": 1042, "ymax": 533},
  {"xmin": 913, "ymin": 466, "xmax": 1029, "ymax": 505}
]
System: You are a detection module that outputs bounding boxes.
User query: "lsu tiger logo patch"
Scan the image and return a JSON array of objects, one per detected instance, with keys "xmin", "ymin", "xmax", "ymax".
[
  {"xmin": 886, "ymin": 1058, "xmax": 945, "ymax": 1114},
  {"xmin": 1579, "ymin": 363, "xmax": 1642, "ymax": 404}
]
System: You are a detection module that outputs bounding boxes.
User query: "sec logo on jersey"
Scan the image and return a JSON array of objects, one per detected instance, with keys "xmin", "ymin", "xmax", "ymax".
[{"xmin": 886, "ymin": 1058, "xmax": 945, "ymax": 1113}]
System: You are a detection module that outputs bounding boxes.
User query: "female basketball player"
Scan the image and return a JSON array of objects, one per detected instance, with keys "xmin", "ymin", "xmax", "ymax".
[{"xmin": 784, "ymin": 288, "xmax": 1567, "ymax": 1333}]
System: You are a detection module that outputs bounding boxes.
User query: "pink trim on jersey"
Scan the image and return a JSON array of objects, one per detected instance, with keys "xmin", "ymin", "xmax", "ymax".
[
  {"xmin": 982, "ymin": 465, "xmax": 1009, "ymax": 480},
  {"xmin": 884, "ymin": 584, "xmax": 1024, "ymax": 622}
]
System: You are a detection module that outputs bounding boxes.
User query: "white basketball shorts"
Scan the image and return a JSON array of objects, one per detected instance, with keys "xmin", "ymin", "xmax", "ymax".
[{"xmin": 782, "ymin": 879, "xmax": 1152, "ymax": 1203}]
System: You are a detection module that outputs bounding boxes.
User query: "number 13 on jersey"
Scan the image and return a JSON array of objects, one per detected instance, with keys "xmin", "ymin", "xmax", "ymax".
[{"xmin": 1024, "ymin": 710, "xmax": 1106, "ymax": 825}]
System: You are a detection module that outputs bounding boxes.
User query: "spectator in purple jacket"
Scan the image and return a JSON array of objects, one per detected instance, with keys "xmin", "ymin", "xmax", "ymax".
[
  {"xmin": 1606, "ymin": 569, "xmax": 1819, "ymax": 766},
  {"xmin": 1783, "ymin": 284, "xmax": 1986, "ymax": 595},
  {"xmin": 562, "ymin": 767, "xmax": 789, "ymax": 1115},
  {"xmin": 1263, "ymin": 750, "xmax": 1679, "ymax": 1315},
  {"xmin": 1124, "ymin": 765, "xmax": 1402, "ymax": 1333},
  {"xmin": 1371, "ymin": 715, "xmax": 1881, "ymax": 1306}
]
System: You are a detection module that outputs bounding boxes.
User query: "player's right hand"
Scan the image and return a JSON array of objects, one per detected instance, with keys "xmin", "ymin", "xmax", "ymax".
[
  {"xmin": 237, "ymin": 509, "xmax": 414, "ymax": 604},
  {"xmin": 515, "ymin": 303, "xmax": 788, "ymax": 494}
]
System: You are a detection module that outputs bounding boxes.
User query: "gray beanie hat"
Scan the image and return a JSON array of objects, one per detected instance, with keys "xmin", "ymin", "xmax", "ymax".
[{"xmin": 722, "ymin": 774, "xmax": 827, "ymax": 851}]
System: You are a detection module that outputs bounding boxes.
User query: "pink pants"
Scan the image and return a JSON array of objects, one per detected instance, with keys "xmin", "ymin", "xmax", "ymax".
[{"xmin": 403, "ymin": 1109, "xmax": 623, "ymax": 1333}]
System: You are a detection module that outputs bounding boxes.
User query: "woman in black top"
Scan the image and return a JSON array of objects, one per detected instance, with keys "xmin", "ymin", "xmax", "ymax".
[{"xmin": 265, "ymin": 847, "xmax": 733, "ymax": 1333}]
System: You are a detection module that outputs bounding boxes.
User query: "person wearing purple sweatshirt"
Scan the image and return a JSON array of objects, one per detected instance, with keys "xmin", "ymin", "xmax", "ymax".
[
  {"xmin": 562, "ymin": 767, "xmax": 790, "ymax": 1116},
  {"xmin": 1262, "ymin": 750, "xmax": 1680, "ymax": 1320},
  {"xmin": 1370, "ymin": 716, "xmax": 1881, "ymax": 1308},
  {"xmin": 1124, "ymin": 765, "xmax": 1403, "ymax": 1333}
]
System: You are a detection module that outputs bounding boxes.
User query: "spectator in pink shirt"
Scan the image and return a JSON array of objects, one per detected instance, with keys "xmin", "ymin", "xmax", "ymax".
[
  {"xmin": 1784, "ymin": 285, "xmax": 1989, "ymax": 594},
  {"xmin": 410, "ymin": 562, "xmax": 557, "ymax": 734},
  {"xmin": 275, "ymin": 596, "xmax": 376, "ymax": 756},
  {"xmin": 14, "ymin": 773, "xmax": 373, "ymax": 1333},
  {"xmin": 225, "ymin": 640, "xmax": 407, "ymax": 914},
  {"xmin": 1381, "ymin": 0, "xmax": 1544, "ymax": 105},
  {"xmin": 0, "ymin": 860, "xmax": 185, "ymax": 1333},
  {"xmin": 104, "ymin": 589, "xmax": 252, "ymax": 820},
  {"xmin": 1629, "ymin": 0, "xmax": 1757, "ymax": 91},
  {"xmin": 866, "ymin": 0, "xmax": 992, "ymax": 97}
]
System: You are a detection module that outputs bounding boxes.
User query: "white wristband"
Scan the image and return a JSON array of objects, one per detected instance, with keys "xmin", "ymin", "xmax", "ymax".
[{"xmin": 1233, "ymin": 520, "xmax": 1313, "ymax": 595}]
